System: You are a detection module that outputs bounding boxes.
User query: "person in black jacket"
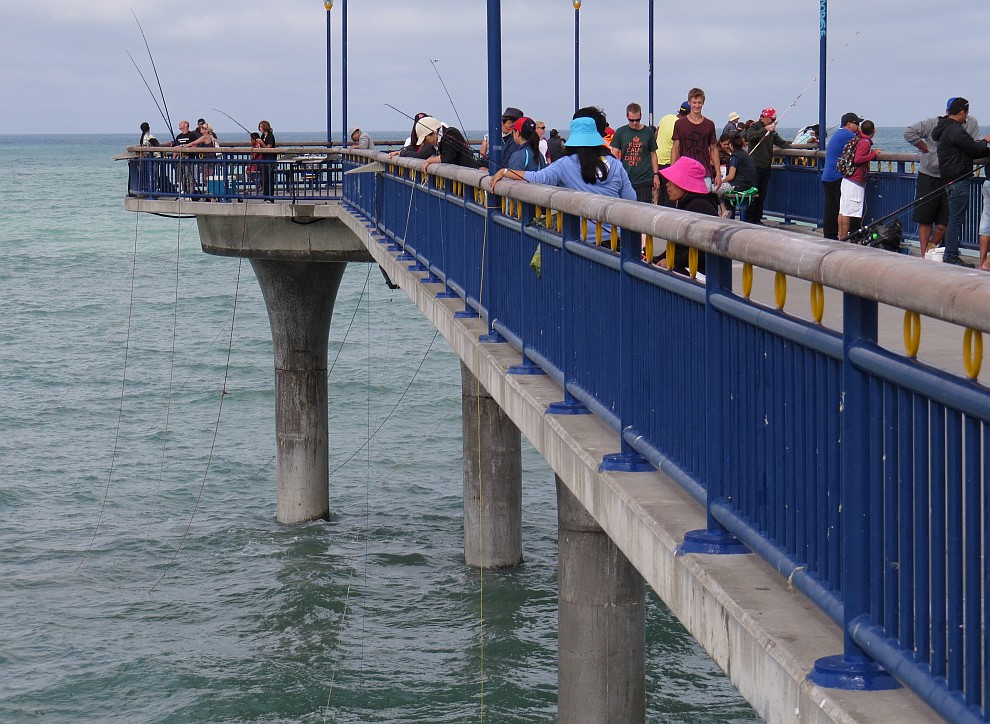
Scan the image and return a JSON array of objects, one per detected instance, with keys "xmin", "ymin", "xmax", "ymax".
[
  {"xmin": 657, "ymin": 156, "xmax": 718, "ymax": 273},
  {"xmin": 932, "ymin": 97, "xmax": 990, "ymax": 266}
]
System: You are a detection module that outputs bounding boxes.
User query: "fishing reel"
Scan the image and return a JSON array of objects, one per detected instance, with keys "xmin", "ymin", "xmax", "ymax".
[{"xmin": 848, "ymin": 219, "xmax": 903, "ymax": 253}]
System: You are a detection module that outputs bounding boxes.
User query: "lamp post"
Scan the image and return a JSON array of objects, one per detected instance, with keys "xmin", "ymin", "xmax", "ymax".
[
  {"xmin": 819, "ymin": 0, "xmax": 826, "ymax": 151},
  {"xmin": 573, "ymin": 0, "xmax": 581, "ymax": 112},
  {"xmin": 648, "ymin": 0, "xmax": 654, "ymax": 128},
  {"xmin": 332, "ymin": 0, "xmax": 333, "ymax": 148},
  {"xmin": 341, "ymin": 0, "xmax": 347, "ymax": 152}
]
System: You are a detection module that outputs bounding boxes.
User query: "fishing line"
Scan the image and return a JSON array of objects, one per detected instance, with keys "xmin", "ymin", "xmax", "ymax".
[
  {"xmin": 150, "ymin": 255, "xmax": 244, "ymax": 592},
  {"xmin": 131, "ymin": 10, "xmax": 177, "ymax": 143},
  {"xmin": 430, "ymin": 59, "xmax": 467, "ymax": 135},
  {"xmin": 77, "ymin": 214, "xmax": 141, "ymax": 571},
  {"xmin": 137, "ymin": 204, "xmax": 186, "ymax": 564},
  {"xmin": 328, "ymin": 266, "xmax": 373, "ymax": 377},
  {"xmin": 329, "ymin": 328, "xmax": 440, "ymax": 476}
]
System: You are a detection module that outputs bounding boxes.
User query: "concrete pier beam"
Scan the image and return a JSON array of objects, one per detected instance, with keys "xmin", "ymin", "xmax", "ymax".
[
  {"xmin": 557, "ymin": 475, "xmax": 645, "ymax": 724},
  {"xmin": 461, "ymin": 362, "xmax": 522, "ymax": 568},
  {"xmin": 250, "ymin": 259, "xmax": 346, "ymax": 523}
]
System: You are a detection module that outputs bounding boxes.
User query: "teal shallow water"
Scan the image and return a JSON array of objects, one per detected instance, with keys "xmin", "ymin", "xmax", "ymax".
[{"xmin": 0, "ymin": 134, "xmax": 759, "ymax": 722}]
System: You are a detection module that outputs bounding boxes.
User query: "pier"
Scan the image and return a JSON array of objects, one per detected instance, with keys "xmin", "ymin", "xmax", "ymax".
[{"xmin": 124, "ymin": 143, "xmax": 990, "ymax": 722}]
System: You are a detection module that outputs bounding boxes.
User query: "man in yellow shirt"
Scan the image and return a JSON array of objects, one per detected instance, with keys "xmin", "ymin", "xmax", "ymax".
[{"xmin": 655, "ymin": 101, "xmax": 688, "ymax": 205}]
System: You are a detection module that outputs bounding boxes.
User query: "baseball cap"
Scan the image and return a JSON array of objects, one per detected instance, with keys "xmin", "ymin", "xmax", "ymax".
[
  {"xmin": 840, "ymin": 112, "xmax": 864, "ymax": 126},
  {"xmin": 761, "ymin": 107, "xmax": 777, "ymax": 120},
  {"xmin": 679, "ymin": 101, "xmax": 690, "ymax": 114}
]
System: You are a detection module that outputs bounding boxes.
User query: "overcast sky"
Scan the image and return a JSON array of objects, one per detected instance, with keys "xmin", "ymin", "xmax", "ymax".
[{"xmin": 2, "ymin": 0, "xmax": 988, "ymax": 137}]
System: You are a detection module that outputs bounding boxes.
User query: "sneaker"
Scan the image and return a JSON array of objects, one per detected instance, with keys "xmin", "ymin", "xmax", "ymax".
[{"xmin": 943, "ymin": 255, "xmax": 975, "ymax": 268}]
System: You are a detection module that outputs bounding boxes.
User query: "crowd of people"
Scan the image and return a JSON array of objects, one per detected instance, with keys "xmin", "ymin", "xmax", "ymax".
[
  {"xmin": 139, "ymin": 94, "xmax": 990, "ymax": 267},
  {"xmin": 139, "ymin": 117, "xmax": 278, "ymax": 199}
]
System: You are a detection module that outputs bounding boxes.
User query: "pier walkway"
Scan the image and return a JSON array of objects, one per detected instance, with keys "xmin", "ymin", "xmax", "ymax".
[{"xmin": 124, "ymin": 146, "xmax": 990, "ymax": 723}]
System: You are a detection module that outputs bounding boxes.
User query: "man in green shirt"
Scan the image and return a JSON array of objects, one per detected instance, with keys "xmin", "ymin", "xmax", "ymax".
[{"xmin": 611, "ymin": 102, "xmax": 660, "ymax": 203}]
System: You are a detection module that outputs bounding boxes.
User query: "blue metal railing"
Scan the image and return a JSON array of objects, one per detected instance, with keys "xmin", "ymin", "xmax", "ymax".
[
  {"xmin": 341, "ymin": 151, "xmax": 990, "ymax": 722},
  {"xmin": 126, "ymin": 149, "xmax": 343, "ymax": 202},
  {"xmin": 764, "ymin": 151, "xmax": 986, "ymax": 248}
]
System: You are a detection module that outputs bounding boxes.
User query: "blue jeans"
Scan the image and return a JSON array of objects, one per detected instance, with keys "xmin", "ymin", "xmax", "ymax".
[{"xmin": 944, "ymin": 182, "xmax": 971, "ymax": 259}]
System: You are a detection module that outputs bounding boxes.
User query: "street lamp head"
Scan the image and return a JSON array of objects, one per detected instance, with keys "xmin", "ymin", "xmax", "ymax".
[
  {"xmin": 573, "ymin": 0, "xmax": 581, "ymax": 8},
  {"xmin": 324, "ymin": 0, "xmax": 333, "ymax": 10}
]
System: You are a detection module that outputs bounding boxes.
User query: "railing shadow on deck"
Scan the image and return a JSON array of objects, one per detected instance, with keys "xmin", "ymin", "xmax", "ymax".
[{"xmin": 338, "ymin": 148, "xmax": 990, "ymax": 724}]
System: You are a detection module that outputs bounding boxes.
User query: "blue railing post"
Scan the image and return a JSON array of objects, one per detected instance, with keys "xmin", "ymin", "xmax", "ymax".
[
  {"xmin": 808, "ymin": 292, "xmax": 899, "ymax": 690},
  {"xmin": 600, "ymin": 227, "xmax": 651, "ymax": 473},
  {"xmin": 546, "ymin": 213, "xmax": 589, "ymax": 416},
  {"xmin": 679, "ymin": 252, "xmax": 748, "ymax": 555}
]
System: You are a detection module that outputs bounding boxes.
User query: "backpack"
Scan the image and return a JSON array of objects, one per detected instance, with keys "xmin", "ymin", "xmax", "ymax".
[{"xmin": 836, "ymin": 136, "xmax": 859, "ymax": 177}]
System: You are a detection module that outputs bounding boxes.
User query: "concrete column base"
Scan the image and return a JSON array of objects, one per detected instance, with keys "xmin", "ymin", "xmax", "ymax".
[
  {"xmin": 250, "ymin": 259, "xmax": 346, "ymax": 523},
  {"xmin": 557, "ymin": 475, "xmax": 645, "ymax": 723},
  {"xmin": 461, "ymin": 362, "xmax": 523, "ymax": 568}
]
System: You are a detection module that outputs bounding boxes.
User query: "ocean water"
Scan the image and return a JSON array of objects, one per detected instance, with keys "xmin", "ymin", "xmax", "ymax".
[{"xmin": 0, "ymin": 134, "xmax": 763, "ymax": 722}]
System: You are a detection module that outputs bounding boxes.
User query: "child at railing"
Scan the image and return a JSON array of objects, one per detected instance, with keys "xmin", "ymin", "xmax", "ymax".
[{"xmin": 248, "ymin": 132, "xmax": 263, "ymax": 192}]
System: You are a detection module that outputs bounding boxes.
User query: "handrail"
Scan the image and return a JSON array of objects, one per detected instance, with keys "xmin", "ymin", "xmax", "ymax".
[{"xmin": 348, "ymin": 148, "xmax": 990, "ymax": 334}]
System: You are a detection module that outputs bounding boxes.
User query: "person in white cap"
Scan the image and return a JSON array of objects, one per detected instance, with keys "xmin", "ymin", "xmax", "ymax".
[{"xmin": 722, "ymin": 112, "xmax": 740, "ymax": 138}]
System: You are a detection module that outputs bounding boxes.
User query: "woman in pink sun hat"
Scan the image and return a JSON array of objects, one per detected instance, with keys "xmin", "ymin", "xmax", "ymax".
[{"xmin": 656, "ymin": 156, "xmax": 719, "ymax": 273}]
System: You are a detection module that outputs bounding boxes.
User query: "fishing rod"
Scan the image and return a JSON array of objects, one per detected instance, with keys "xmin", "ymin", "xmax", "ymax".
[
  {"xmin": 749, "ymin": 31, "xmax": 860, "ymax": 156},
  {"xmin": 210, "ymin": 108, "xmax": 253, "ymax": 137},
  {"xmin": 131, "ymin": 11, "xmax": 176, "ymax": 143},
  {"xmin": 848, "ymin": 162, "xmax": 989, "ymax": 242},
  {"xmin": 430, "ymin": 59, "xmax": 467, "ymax": 135},
  {"xmin": 126, "ymin": 51, "xmax": 175, "ymax": 144}
]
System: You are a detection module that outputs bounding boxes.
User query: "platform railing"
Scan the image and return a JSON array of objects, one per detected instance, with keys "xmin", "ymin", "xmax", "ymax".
[
  {"xmin": 340, "ymin": 148, "xmax": 990, "ymax": 723},
  {"xmin": 124, "ymin": 146, "xmax": 345, "ymax": 203},
  {"xmin": 767, "ymin": 148, "xmax": 987, "ymax": 245}
]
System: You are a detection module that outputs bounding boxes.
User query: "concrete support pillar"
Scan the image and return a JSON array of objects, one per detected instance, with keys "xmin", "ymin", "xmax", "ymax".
[
  {"xmin": 557, "ymin": 475, "xmax": 645, "ymax": 723},
  {"xmin": 250, "ymin": 259, "xmax": 346, "ymax": 524},
  {"xmin": 461, "ymin": 362, "xmax": 522, "ymax": 568}
]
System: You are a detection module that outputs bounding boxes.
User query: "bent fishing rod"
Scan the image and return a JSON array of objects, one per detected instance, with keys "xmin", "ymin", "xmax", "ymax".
[
  {"xmin": 848, "ymin": 162, "xmax": 989, "ymax": 242},
  {"xmin": 210, "ymin": 108, "xmax": 253, "ymax": 137}
]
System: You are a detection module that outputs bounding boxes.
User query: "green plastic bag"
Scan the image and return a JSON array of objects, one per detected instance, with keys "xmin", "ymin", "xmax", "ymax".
[{"xmin": 529, "ymin": 244, "xmax": 542, "ymax": 278}]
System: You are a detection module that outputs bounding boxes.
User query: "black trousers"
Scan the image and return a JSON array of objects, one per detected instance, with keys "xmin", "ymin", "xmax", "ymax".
[
  {"xmin": 745, "ymin": 165, "xmax": 772, "ymax": 223},
  {"xmin": 822, "ymin": 178, "xmax": 841, "ymax": 239}
]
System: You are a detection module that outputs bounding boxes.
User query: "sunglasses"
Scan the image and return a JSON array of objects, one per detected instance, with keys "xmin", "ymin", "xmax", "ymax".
[{"xmin": 627, "ymin": 116, "xmax": 642, "ymax": 123}]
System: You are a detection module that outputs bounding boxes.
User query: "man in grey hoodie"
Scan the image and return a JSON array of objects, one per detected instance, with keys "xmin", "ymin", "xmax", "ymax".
[{"xmin": 904, "ymin": 98, "xmax": 980, "ymax": 256}]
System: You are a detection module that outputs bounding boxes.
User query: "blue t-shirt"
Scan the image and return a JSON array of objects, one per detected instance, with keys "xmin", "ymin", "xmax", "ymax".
[
  {"xmin": 822, "ymin": 127, "xmax": 856, "ymax": 182},
  {"xmin": 524, "ymin": 154, "xmax": 636, "ymax": 200},
  {"xmin": 504, "ymin": 142, "xmax": 545, "ymax": 172}
]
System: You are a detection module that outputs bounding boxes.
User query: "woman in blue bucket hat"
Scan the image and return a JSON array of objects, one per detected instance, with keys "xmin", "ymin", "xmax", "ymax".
[{"xmin": 492, "ymin": 116, "xmax": 635, "ymax": 200}]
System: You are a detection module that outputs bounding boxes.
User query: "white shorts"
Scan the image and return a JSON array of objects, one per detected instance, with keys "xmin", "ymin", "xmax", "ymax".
[
  {"xmin": 979, "ymin": 181, "xmax": 990, "ymax": 236},
  {"xmin": 839, "ymin": 178, "xmax": 865, "ymax": 218}
]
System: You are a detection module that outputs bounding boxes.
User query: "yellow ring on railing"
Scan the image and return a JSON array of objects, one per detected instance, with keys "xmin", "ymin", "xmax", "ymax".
[
  {"xmin": 666, "ymin": 240, "xmax": 675, "ymax": 269},
  {"xmin": 556, "ymin": 212, "xmax": 563, "ymax": 233},
  {"xmin": 609, "ymin": 226, "xmax": 618, "ymax": 251},
  {"xmin": 581, "ymin": 217, "xmax": 588, "ymax": 241},
  {"xmin": 742, "ymin": 263, "xmax": 753, "ymax": 298},
  {"xmin": 903, "ymin": 311, "xmax": 921, "ymax": 358},
  {"xmin": 964, "ymin": 328, "xmax": 983, "ymax": 379},
  {"xmin": 517, "ymin": 200, "xmax": 523, "ymax": 220},
  {"xmin": 501, "ymin": 196, "xmax": 507, "ymax": 214},
  {"xmin": 645, "ymin": 235, "xmax": 654, "ymax": 262},
  {"xmin": 810, "ymin": 283, "xmax": 825, "ymax": 324},
  {"xmin": 595, "ymin": 222, "xmax": 603, "ymax": 246},
  {"xmin": 536, "ymin": 206, "xmax": 543, "ymax": 222},
  {"xmin": 688, "ymin": 247, "xmax": 699, "ymax": 278},
  {"xmin": 774, "ymin": 272, "xmax": 787, "ymax": 309}
]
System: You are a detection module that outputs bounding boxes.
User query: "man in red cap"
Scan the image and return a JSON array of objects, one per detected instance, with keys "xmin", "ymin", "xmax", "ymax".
[{"xmin": 745, "ymin": 106, "xmax": 791, "ymax": 224}]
